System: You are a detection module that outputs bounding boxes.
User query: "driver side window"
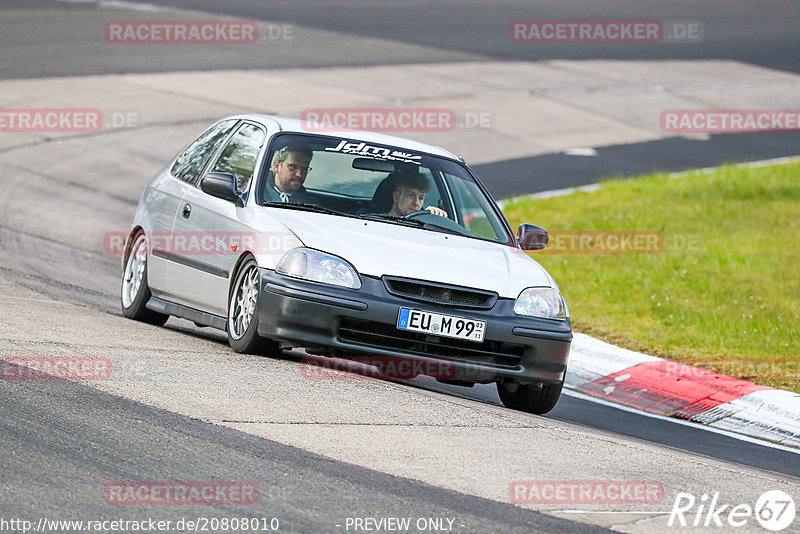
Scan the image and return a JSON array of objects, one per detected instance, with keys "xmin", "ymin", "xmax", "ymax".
[{"xmin": 447, "ymin": 174, "xmax": 505, "ymax": 241}]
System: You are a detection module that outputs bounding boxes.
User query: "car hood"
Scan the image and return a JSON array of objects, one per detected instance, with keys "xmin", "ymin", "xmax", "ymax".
[{"xmin": 269, "ymin": 210, "xmax": 555, "ymax": 299}]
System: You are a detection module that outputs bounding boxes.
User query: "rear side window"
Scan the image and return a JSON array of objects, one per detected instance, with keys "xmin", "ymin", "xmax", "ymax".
[
  {"xmin": 171, "ymin": 120, "xmax": 237, "ymax": 184},
  {"xmin": 208, "ymin": 123, "xmax": 266, "ymax": 194}
]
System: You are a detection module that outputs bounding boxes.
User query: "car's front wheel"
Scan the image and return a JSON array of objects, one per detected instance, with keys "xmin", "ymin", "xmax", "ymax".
[
  {"xmin": 227, "ymin": 257, "xmax": 280, "ymax": 356},
  {"xmin": 497, "ymin": 379, "xmax": 563, "ymax": 414},
  {"xmin": 121, "ymin": 231, "xmax": 169, "ymax": 325}
]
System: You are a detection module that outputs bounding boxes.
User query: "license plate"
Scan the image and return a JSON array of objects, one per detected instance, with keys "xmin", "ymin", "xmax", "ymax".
[{"xmin": 396, "ymin": 308, "xmax": 485, "ymax": 343}]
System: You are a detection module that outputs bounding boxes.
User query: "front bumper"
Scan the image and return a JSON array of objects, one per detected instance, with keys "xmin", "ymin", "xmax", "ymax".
[{"xmin": 257, "ymin": 269, "xmax": 572, "ymax": 385}]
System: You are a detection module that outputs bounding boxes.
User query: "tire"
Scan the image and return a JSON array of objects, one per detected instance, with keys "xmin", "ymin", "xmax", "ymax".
[
  {"xmin": 121, "ymin": 231, "xmax": 169, "ymax": 326},
  {"xmin": 497, "ymin": 379, "xmax": 563, "ymax": 415},
  {"xmin": 227, "ymin": 257, "xmax": 281, "ymax": 356}
]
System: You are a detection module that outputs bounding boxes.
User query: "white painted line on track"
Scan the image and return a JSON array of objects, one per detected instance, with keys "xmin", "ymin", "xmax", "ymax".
[
  {"xmin": 668, "ymin": 155, "xmax": 800, "ymax": 178},
  {"xmin": 498, "ymin": 154, "xmax": 800, "ymax": 207},
  {"xmin": 55, "ymin": 0, "xmax": 166, "ymax": 11},
  {"xmin": 497, "ymin": 184, "xmax": 600, "ymax": 209},
  {"xmin": 549, "ymin": 510, "xmax": 670, "ymax": 515}
]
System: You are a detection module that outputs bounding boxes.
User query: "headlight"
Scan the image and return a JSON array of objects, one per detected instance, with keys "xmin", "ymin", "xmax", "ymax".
[
  {"xmin": 514, "ymin": 287, "xmax": 568, "ymax": 320},
  {"xmin": 276, "ymin": 248, "xmax": 361, "ymax": 289}
]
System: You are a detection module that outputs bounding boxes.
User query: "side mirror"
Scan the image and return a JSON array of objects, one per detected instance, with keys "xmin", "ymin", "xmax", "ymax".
[
  {"xmin": 200, "ymin": 172, "xmax": 243, "ymax": 207},
  {"xmin": 517, "ymin": 224, "xmax": 548, "ymax": 251}
]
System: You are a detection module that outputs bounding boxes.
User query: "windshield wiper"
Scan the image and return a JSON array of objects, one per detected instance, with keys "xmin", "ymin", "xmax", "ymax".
[
  {"xmin": 263, "ymin": 202, "xmax": 349, "ymax": 217},
  {"xmin": 420, "ymin": 220, "xmax": 469, "ymax": 237},
  {"xmin": 358, "ymin": 214, "xmax": 466, "ymax": 236},
  {"xmin": 263, "ymin": 206, "xmax": 468, "ymax": 236},
  {"xmin": 357, "ymin": 214, "xmax": 426, "ymax": 228}
]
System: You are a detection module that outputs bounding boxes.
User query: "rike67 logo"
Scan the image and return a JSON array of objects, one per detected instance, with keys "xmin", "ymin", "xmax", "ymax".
[{"xmin": 669, "ymin": 490, "xmax": 796, "ymax": 531}]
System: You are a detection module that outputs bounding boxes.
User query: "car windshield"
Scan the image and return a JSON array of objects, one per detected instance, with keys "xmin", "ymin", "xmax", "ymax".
[{"xmin": 257, "ymin": 133, "xmax": 512, "ymax": 245}]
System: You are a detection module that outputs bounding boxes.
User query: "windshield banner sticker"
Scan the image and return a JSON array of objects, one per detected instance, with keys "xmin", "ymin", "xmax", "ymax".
[{"xmin": 324, "ymin": 140, "xmax": 423, "ymax": 165}]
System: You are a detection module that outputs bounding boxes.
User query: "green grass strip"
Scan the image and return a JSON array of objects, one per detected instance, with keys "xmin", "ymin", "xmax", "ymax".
[{"xmin": 503, "ymin": 163, "xmax": 800, "ymax": 392}]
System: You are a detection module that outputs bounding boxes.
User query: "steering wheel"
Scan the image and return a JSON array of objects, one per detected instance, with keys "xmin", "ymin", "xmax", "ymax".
[{"xmin": 402, "ymin": 209, "xmax": 431, "ymax": 219}]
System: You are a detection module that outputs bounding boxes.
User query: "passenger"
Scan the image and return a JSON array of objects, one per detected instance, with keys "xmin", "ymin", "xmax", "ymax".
[
  {"xmin": 388, "ymin": 171, "xmax": 447, "ymax": 218},
  {"xmin": 265, "ymin": 145, "xmax": 314, "ymax": 203}
]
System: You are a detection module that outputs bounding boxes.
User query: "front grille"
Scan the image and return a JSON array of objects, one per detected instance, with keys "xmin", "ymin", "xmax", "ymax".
[
  {"xmin": 383, "ymin": 276, "xmax": 497, "ymax": 309},
  {"xmin": 338, "ymin": 317, "xmax": 524, "ymax": 368}
]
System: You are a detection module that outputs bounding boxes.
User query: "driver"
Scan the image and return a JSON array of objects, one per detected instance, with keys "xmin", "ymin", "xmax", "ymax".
[
  {"xmin": 388, "ymin": 171, "xmax": 447, "ymax": 218},
  {"xmin": 265, "ymin": 144, "xmax": 314, "ymax": 204}
]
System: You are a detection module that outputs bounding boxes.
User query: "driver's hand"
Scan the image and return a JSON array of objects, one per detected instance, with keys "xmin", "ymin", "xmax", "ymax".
[{"xmin": 425, "ymin": 206, "xmax": 447, "ymax": 217}]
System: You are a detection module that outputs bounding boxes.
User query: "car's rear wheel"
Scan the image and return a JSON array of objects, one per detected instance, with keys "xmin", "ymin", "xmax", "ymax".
[
  {"xmin": 227, "ymin": 257, "xmax": 281, "ymax": 356},
  {"xmin": 121, "ymin": 231, "xmax": 169, "ymax": 325},
  {"xmin": 497, "ymin": 379, "xmax": 563, "ymax": 414}
]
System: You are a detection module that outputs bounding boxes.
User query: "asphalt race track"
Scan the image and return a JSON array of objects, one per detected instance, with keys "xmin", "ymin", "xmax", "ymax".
[
  {"xmin": 1, "ymin": 369, "xmax": 601, "ymax": 533},
  {"xmin": 1, "ymin": 1, "xmax": 799, "ymax": 533}
]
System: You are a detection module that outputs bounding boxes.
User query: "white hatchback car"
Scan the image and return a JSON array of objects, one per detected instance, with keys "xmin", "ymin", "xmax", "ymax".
[{"xmin": 122, "ymin": 115, "xmax": 571, "ymax": 414}]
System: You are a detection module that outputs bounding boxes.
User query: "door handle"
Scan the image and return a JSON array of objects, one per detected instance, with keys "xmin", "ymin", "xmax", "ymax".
[{"xmin": 182, "ymin": 204, "xmax": 192, "ymax": 219}]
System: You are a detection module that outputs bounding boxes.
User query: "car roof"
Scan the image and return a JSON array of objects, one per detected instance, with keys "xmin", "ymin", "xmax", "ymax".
[{"xmin": 226, "ymin": 114, "xmax": 461, "ymax": 161}]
